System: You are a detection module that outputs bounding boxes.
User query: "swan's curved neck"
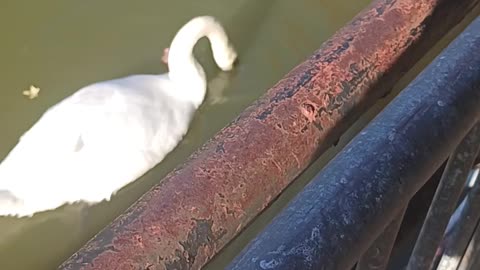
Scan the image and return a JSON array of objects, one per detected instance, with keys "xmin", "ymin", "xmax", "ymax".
[{"xmin": 167, "ymin": 16, "xmax": 234, "ymax": 107}]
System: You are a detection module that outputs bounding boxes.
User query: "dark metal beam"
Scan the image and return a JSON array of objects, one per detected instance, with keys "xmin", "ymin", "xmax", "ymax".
[
  {"xmin": 387, "ymin": 162, "xmax": 446, "ymax": 270},
  {"xmin": 227, "ymin": 16, "xmax": 480, "ymax": 270},
  {"xmin": 457, "ymin": 217, "xmax": 480, "ymax": 270},
  {"xmin": 436, "ymin": 164, "xmax": 480, "ymax": 269},
  {"xmin": 406, "ymin": 123, "xmax": 480, "ymax": 270},
  {"xmin": 356, "ymin": 207, "xmax": 407, "ymax": 270}
]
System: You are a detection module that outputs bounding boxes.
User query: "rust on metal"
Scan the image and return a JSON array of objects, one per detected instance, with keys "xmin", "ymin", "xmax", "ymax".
[{"xmin": 59, "ymin": 0, "xmax": 480, "ymax": 269}]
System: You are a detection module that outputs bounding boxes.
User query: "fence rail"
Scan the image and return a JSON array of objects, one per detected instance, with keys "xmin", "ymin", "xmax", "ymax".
[
  {"xmin": 60, "ymin": 0, "xmax": 480, "ymax": 269},
  {"xmin": 227, "ymin": 15, "xmax": 480, "ymax": 270}
]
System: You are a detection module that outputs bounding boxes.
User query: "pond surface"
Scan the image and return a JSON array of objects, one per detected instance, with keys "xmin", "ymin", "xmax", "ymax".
[{"xmin": 0, "ymin": 0, "xmax": 372, "ymax": 269}]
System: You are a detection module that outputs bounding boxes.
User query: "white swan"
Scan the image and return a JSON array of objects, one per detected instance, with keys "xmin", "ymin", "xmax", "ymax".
[{"xmin": 0, "ymin": 16, "xmax": 237, "ymax": 217}]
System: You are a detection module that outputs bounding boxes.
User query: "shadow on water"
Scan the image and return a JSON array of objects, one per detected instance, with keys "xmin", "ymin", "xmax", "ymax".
[{"xmin": 0, "ymin": 0, "xmax": 372, "ymax": 269}]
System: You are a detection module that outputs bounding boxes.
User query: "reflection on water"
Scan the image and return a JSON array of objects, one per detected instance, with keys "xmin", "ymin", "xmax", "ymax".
[{"xmin": 0, "ymin": 0, "xmax": 370, "ymax": 269}]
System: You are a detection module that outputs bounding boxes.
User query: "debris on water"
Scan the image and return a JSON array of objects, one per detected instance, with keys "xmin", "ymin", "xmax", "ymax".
[{"xmin": 23, "ymin": 85, "xmax": 40, "ymax": 99}]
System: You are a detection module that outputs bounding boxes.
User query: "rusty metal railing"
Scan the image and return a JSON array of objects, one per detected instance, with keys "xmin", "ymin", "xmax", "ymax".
[
  {"xmin": 60, "ymin": 0, "xmax": 480, "ymax": 269},
  {"xmin": 227, "ymin": 15, "xmax": 480, "ymax": 270}
]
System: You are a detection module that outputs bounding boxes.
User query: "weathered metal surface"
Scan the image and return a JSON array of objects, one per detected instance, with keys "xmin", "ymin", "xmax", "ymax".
[
  {"xmin": 356, "ymin": 207, "xmax": 407, "ymax": 270},
  {"xmin": 387, "ymin": 162, "xmax": 446, "ymax": 270},
  {"xmin": 407, "ymin": 123, "xmax": 480, "ymax": 270},
  {"xmin": 457, "ymin": 214, "xmax": 480, "ymax": 270},
  {"xmin": 436, "ymin": 164, "xmax": 480, "ymax": 270},
  {"xmin": 59, "ymin": 0, "xmax": 480, "ymax": 269},
  {"xmin": 227, "ymin": 15, "xmax": 480, "ymax": 270}
]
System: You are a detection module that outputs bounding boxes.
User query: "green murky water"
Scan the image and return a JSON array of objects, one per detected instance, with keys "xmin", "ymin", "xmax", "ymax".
[{"xmin": 0, "ymin": 0, "xmax": 392, "ymax": 269}]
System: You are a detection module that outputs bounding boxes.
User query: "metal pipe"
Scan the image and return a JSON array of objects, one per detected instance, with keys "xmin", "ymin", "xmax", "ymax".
[
  {"xmin": 356, "ymin": 207, "xmax": 407, "ymax": 270},
  {"xmin": 457, "ymin": 165, "xmax": 480, "ymax": 207},
  {"xmin": 436, "ymin": 164, "xmax": 480, "ymax": 270},
  {"xmin": 59, "ymin": 0, "xmax": 480, "ymax": 269},
  {"xmin": 387, "ymin": 162, "xmax": 446, "ymax": 270},
  {"xmin": 226, "ymin": 16, "xmax": 480, "ymax": 270},
  {"xmin": 457, "ymin": 218, "xmax": 480, "ymax": 270},
  {"xmin": 406, "ymin": 123, "xmax": 480, "ymax": 270}
]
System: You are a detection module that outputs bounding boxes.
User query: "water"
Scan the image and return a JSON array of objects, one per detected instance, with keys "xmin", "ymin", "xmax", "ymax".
[{"xmin": 0, "ymin": 0, "xmax": 372, "ymax": 269}]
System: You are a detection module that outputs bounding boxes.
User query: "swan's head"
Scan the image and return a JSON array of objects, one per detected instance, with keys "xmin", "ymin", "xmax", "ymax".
[{"xmin": 212, "ymin": 45, "xmax": 237, "ymax": 71}]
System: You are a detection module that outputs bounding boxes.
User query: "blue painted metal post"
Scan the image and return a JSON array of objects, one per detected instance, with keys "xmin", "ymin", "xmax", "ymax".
[
  {"xmin": 436, "ymin": 164, "xmax": 480, "ymax": 269},
  {"xmin": 406, "ymin": 123, "xmax": 480, "ymax": 270},
  {"xmin": 457, "ymin": 216, "xmax": 480, "ymax": 269},
  {"xmin": 227, "ymin": 16, "xmax": 480, "ymax": 270}
]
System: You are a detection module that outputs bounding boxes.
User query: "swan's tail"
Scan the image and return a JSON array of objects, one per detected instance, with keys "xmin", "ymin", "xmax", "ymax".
[
  {"xmin": 0, "ymin": 189, "xmax": 23, "ymax": 217},
  {"xmin": 0, "ymin": 150, "xmax": 29, "ymax": 217},
  {"xmin": 0, "ymin": 190, "xmax": 18, "ymax": 204}
]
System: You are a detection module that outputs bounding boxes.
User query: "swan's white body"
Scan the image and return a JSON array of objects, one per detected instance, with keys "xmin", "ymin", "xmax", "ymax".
[{"xmin": 0, "ymin": 16, "xmax": 237, "ymax": 217}]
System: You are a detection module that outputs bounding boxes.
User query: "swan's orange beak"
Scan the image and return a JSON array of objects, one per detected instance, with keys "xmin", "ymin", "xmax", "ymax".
[{"xmin": 161, "ymin": 48, "xmax": 169, "ymax": 65}]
